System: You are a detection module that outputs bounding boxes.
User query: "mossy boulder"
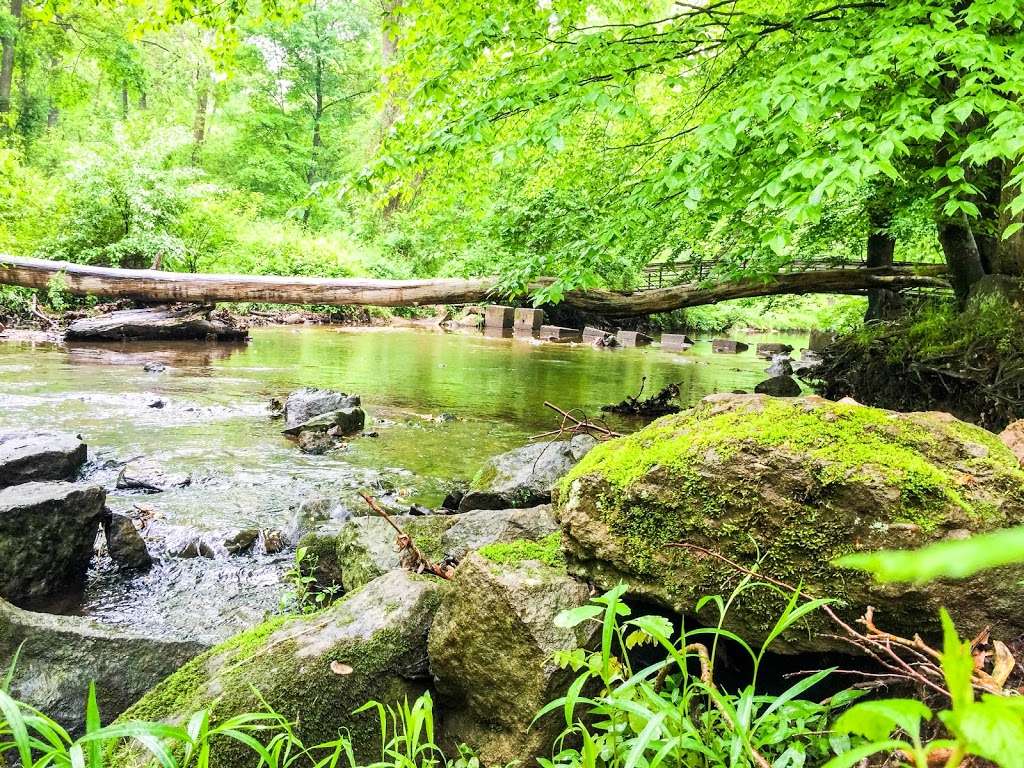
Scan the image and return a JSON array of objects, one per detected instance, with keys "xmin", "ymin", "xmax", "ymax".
[
  {"xmin": 557, "ymin": 394, "xmax": 1024, "ymax": 652},
  {"xmin": 428, "ymin": 553, "xmax": 595, "ymax": 766},
  {"xmin": 0, "ymin": 598, "xmax": 206, "ymax": 730},
  {"xmin": 459, "ymin": 436, "xmax": 597, "ymax": 512},
  {"xmin": 116, "ymin": 570, "xmax": 446, "ymax": 766},
  {"xmin": 315, "ymin": 506, "xmax": 558, "ymax": 592}
]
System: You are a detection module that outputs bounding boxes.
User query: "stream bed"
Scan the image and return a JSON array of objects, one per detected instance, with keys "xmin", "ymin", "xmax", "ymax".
[{"xmin": 0, "ymin": 325, "xmax": 808, "ymax": 642}]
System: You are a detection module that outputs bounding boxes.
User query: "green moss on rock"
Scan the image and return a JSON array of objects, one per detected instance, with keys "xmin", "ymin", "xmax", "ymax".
[
  {"xmin": 478, "ymin": 533, "xmax": 565, "ymax": 569},
  {"xmin": 115, "ymin": 571, "xmax": 446, "ymax": 767},
  {"xmin": 557, "ymin": 394, "xmax": 1024, "ymax": 652}
]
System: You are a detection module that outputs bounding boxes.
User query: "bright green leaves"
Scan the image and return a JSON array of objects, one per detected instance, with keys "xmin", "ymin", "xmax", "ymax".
[
  {"xmin": 836, "ymin": 525, "xmax": 1024, "ymax": 583},
  {"xmin": 832, "ymin": 699, "xmax": 932, "ymax": 743}
]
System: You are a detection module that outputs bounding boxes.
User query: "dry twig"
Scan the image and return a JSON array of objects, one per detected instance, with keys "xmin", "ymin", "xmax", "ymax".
[
  {"xmin": 359, "ymin": 491, "xmax": 453, "ymax": 580},
  {"xmin": 667, "ymin": 542, "xmax": 1017, "ymax": 700},
  {"xmin": 529, "ymin": 400, "xmax": 623, "ymax": 443}
]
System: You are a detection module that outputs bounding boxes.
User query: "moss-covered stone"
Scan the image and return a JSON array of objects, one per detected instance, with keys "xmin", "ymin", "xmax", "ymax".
[
  {"xmin": 557, "ymin": 394, "xmax": 1024, "ymax": 652},
  {"xmin": 115, "ymin": 570, "xmax": 447, "ymax": 766},
  {"xmin": 328, "ymin": 507, "xmax": 558, "ymax": 592},
  {"xmin": 459, "ymin": 436, "xmax": 597, "ymax": 512},
  {"xmin": 428, "ymin": 554, "xmax": 595, "ymax": 766},
  {"xmin": 479, "ymin": 533, "xmax": 565, "ymax": 569}
]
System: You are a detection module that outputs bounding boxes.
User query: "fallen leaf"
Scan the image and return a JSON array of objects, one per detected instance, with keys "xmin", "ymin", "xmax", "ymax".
[{"xmin": 330, "ymin": 661, "xmax": 353, "ymax": 676}]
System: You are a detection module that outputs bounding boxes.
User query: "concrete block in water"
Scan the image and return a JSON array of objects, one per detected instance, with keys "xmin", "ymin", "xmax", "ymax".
[
  {"xmin": 582, "ymin": 326, "xmax": 610, "ymax": 339},
  {"xmin": 513, "ymin": 308, "xmax": 544, "ymax": 330},
  {"xmin": 808, "ymin": 329, "xmax": 836, "ymax": 352},
  {"xmin": 660, "ymin": 333, "xmax": 694, "ymax": 350},
  {"xmin": 755, "ymin": 342, "xmax": 794, "ymax": 359},
  {"xmin": 484, "ymin": 305, "xmax": 515, "ymax": 329},
  {"xmin": 539, "ymin": 325, "xmax": 582, "ymax": 343},
  {"xmin": 712, "ymin": 339, "xmax": 749, "ymax": 354},
  {"xmin": 616, "ymin": 331, "xmax": 652, "ymax": 347}
]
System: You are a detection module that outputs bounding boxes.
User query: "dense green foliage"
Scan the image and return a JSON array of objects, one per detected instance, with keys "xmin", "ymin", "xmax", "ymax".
[{"xmin": 3, "ymin": 0, "xmax": 1021, "ymax": 319}]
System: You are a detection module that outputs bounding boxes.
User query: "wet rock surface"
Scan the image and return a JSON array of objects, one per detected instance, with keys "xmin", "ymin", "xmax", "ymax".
[
  {"xmin": 66, "ymin": 305, "xmax": 248, "ymax": 342},
  {"xmin": 558, "ymin": 393, "xmax": 1024, "ymax": 652},
  {"xmin": 0, "ymin": 431, "xmax": 87, "ymax": 489},
  {"xmin": 115, "ymin": 570, "xmax": 445, "ymax": 766},
  {"xmin": 103, "ymin": 511, "xmax": 153, "ymax": 571},
  {"xmin": 459, "ymin": 435, "xmax": 597, "ymax": 512},
  {"xmin": 0, "ymin": 481, "xmax": 106, "ymax": 604},
  {"xmin": 754, "ymin": 374, "xmax": 802, "ymax": 397},
  {"xmin": 428, "ymin": 554, "xmax": 596, "ymax": 766},
  {"xmin": 0, "ymin": 597, "xmax": 207, "ymax": 730},
  {"xmin": 283, "ymin": 387, "xmax": 361, "ymax": 431}
]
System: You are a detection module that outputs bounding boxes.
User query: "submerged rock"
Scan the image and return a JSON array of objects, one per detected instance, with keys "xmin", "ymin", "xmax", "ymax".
[
  {"xmin": 428, "ymin": 553, "xmax": 595, "ymax": 765},
  {"xmin": 557, "ymin": 394, "xmax": 1024, "ymax": 652},
  {"xmin": 283, "ymin": 408, "xmax": 366, "ymax": 438},
  {"xmin": 103, "ymin": 511, "xmax": 152, "ymax": 571},
  {"xmin": 115, "ymin": 570, "xmax": 445, "ymax": 766},
  {"xmin": 754, "ymin": 374, "xmax": 802, "ymax": 397},
  {"xmin": 0, "ymin": 598, "xmax": 207, "ymax": 730},
  {"xmin": 0, "ymin": 481, "xmax": 106, "ymax": 604},
  {"xmin": 321, "ymin": 505, "xmax": 558, "ymax": 592},
  {"xmin": 0, "ymin": 431, "xmax": 87, "ymax": 489},
  {"xmin": 283, "ymin": 387, "xmax": 361, "ymax": 431},
  {"xmin": 66, "ymin": 306, "xmax": 247, "ymax": 342},
  {"xmin": 224, "ymin": 528, "xmax": 259, "ymax": 555},
  {"xmin": 765, "ymin": 354, "xmax": 794, "ymax": 377},
  {"xmin": 459, "ymin": 436, "xmax": 597, "ymax": 512},
  {"xmin": 296, "ymin": 430, "xmax": 337, "ymax": 454}
]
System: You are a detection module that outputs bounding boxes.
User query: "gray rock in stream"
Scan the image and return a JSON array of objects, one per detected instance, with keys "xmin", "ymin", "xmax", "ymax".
[
  {"xmin": 459, "ymin": 435, "xmax": 597, "ymax": 512},
  {"xmin": 65, "ymin": 306, "xmax": 248, "ymax": 342},
  {"xmin": 753, "ymin": 374, "xmax": 802, "ymax": 397},
  {"xmin": 103, "ymin": 511, "xmax": 152, "ymax": 571},
  {"xmin": 0, "ymin": 597, "xmax": 208, "ymax": 730},
  {"xmin": 0, "ymin": 482, "xmax": 106, "ymax": 604},
  {"xmin": 283, "ymin": 387, "xmax": 361, "ymax": 431},
  {"xmin": 0, "ymin": 432, "xmax": 87, "ymax": 489}
]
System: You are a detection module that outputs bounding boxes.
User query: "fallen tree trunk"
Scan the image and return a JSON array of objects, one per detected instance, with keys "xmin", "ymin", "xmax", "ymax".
[{"xmin": 0, "ymin": 255, "xmax": 949, "ymax": 317}]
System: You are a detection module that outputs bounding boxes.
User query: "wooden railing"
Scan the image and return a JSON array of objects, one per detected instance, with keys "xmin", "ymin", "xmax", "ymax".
[{"xmin": 641, "ymin": 260, "xmax": 943, "ymax": 290}]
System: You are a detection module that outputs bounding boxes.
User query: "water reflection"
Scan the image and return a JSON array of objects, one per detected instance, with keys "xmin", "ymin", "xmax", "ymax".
[{"xmin": 0, "ymin": 325, "xmax": 808, "ymax": 639}]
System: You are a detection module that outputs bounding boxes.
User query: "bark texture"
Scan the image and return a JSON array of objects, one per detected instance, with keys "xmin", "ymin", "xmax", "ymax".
[{"xmin": 0, "ymin": 255, "xmax": 949, "ymax": 317}]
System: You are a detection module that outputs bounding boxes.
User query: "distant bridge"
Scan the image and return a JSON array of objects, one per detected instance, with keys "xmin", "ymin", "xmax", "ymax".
[
  {"xmin": 641, "ymin": 259, "xmax": 947, "ymax": 290},
  {"xmin": 0, "ymin": 255, "xmax": 950, "ymax": 318}
]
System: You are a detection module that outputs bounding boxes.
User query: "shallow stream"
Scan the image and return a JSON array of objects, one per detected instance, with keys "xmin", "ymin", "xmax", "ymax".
[{"xmin": 0, "ymin": 325, "xmax": 807, "ymax": 642}]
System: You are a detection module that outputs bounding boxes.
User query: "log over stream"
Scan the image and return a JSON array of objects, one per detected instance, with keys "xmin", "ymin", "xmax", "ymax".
[{"xmin": 0, "ymin": 255, "xmax": 950, "ymax": 317}]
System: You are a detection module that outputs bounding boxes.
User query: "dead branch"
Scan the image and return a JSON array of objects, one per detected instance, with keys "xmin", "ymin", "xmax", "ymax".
[
  {"xmin": 529, "ymin": 401, "xmax": 624, "ymax": 443},
  {"xmin": 602, "ymin": 377, "xmax": 682, "ymax": 417},
  {"xmin": 359, "ymin": 492, "xmax": 453, "ymax": 580}
]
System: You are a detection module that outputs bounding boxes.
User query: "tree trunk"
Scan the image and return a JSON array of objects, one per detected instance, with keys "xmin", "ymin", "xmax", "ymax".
[
  {"xmin": 0, "ymin": 0, "xmax": 23, "ymax": 114},
  {"xmin": 0, "ymin": 256, "xmax": 950, "ymax": 317},
  {"xmin": 938, "ymin": 213, "xmax": 986, "ymax": 305},
  {"xmin": 138, "ymin": 89, "xmax": 147, "ymax": 110},
  {"xmin": 380, "ymin": 0, "xmax": 405, "ymax": 218},
  {"xmin": 121, "ymin": 82, "xmax": 129, "ymax": 119},
  {"xmin": 191, "ymin": 69, "xmax": 209, "ymax": 165},
  {"xmin": 864, "ymin": 206, "xmax": 903, "ymax": 321},
  {"xmin": 302, "ymin": 57, "xmax": 325, "ymax": 225}
]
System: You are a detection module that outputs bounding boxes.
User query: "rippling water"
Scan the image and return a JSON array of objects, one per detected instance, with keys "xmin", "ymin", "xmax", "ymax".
[{"xmin": 0, "ymin": 325, "xmax": 807, "ymax": 642}]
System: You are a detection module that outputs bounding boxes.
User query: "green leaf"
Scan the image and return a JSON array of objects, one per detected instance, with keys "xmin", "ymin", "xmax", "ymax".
[
  {"xmin": 940, "ymin": 609, "xmax": 974, "ymax": 713},
  {"xmin": 831, "ymin": 699, "xmax": 931, "ymax": 742},
  {"xmin": 553, "ymin": 604, "xmax": 602, "ymax": 629},
  {"xmin": 836, "ymin": 526, "xmax": 1024, "ymax": 583},
  {"xmin": 943, "ymin": 697, "xmax": 1024, "ymax": 768}
]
